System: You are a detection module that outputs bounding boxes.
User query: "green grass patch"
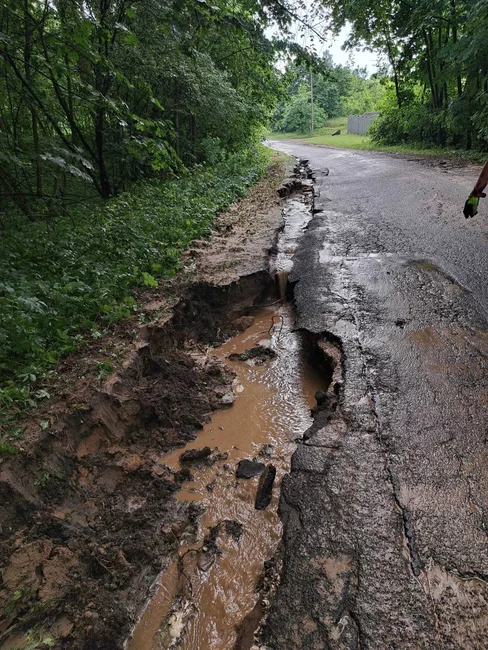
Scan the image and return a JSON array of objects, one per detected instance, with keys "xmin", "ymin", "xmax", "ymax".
[
  {"xmin": 0, "ymin": 145, "xmax": 270, "ymax": 424},
  {"xmin": 268, "ymin": 118, "xmax": 487, "ymax": 163}
]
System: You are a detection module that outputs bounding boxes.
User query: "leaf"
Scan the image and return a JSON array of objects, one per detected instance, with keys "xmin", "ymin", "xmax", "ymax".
[
  {"xmin": 40, "ymin": 420, "xmax": 50, "ymax": 430},
  {"xmin": 142, "ymin": 272, "xmax": 158, "ymax": 287},
  {"xmin": 123, "ymin": 32, "xmax": 139, "ymax": 46}
]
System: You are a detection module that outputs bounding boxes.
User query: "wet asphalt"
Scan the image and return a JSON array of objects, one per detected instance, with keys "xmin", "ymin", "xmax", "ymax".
[{"xmin": 263, "ymin": 142, "xmax": 488, "ymax": 649}]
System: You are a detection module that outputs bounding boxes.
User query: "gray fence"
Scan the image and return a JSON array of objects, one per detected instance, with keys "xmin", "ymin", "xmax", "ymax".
[{"xmin": 347, "ymin": 112, "xmax": 378, "ymax": 135}]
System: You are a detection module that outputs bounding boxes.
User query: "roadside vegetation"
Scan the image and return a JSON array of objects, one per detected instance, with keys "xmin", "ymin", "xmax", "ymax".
[
  {"xmin": 0, "ymin": 146, "xmax": 268, "ymax": 427},
  {"xmin": 270, "ymin": 117, "xmax": 487, "ymax": 163}
]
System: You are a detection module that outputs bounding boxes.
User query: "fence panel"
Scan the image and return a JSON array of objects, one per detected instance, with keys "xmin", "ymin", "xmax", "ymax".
[{"xmin": 348, "ymin": 112, "xmax": 378, "ymax": 135}]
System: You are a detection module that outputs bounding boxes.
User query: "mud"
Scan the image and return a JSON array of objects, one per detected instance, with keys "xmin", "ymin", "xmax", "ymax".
[
  {"xmin": 0, "ymin": 155, "xmax": 298, "ymax": 650},
  {"xmin": 127, "ymin": 304, "xmax": 330, "ymax": 650},
  {"xmin": 0, "ymin": 279, "xmax": 272, "ymax": 650},
  {"xmin": 1, "ymin": 153, "xmax": 324, "ymax": 650}
]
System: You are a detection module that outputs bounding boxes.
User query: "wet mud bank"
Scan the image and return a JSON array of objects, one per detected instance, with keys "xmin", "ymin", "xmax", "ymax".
[
  {"xmin": 0, "ymin": 157, "xmax": 328, "ymax": 650},
  {"xmin": 127, "ymin": 304, "xmax": 336, "ymax": 650},
  {"xmin": 0, "ymin": 272, "xmax": 278, "ymax": 650}
]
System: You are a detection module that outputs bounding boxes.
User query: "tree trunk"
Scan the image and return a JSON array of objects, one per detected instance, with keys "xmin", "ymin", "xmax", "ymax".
[
  {"xmin": 386, "ymin": 36, "xmax": 402, "ymax": 108},
  {"xmin": 24, "ymin": 1, "xmax": 42, "ymax": 197}
]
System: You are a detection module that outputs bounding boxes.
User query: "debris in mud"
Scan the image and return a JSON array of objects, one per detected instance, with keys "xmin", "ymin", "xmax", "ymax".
[
  {"xmin": 219, "ymin": 391, "xmax": 236, "ymax": 406},
  {"xmin": 196, "ymin": 519, "xmax": 245, "ymax": 572},
  {"xmin": 197, "ymin": 524, "xmax": 223, "ymax": 571},
  {"xmin": 174, "ymin": 468, "xmax": 194, "ymax": 483},
  {"xmin": 228, "ymin": 345, "xmax": 276, "ymax": 365},
  {"xmin": 224, "ymin": 520, "xmax": 244, "ymax": 542},
  {"xmin": 180, "ymin": 447, "xmax": 212, "ymax": 463},
  {"xmin": 235, "ymin": 552, "xmax": 283, "ymax": 650},
  {"xmin": 236, "ymin": 459, "xmax": 266, "ymax": 479},
  {"xmin": 257, "ymin": 444, "xmax": 275, "ymax": 459},
  {"xmin": 197, "ymin": 546, "xmax": 218, "ymax": 571},
  {"xmin": 255, "ymin": 465, "xmax": 276, "ymax": 510},
  {"xmin": 158, "ymin": 596, "xmax": 197, "ymax": 648}
]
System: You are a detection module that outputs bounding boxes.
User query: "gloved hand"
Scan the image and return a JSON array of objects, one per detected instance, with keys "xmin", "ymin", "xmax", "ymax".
[{"xmin": 463, "ymin": 191, "xmax": 485, "ymax": 218}]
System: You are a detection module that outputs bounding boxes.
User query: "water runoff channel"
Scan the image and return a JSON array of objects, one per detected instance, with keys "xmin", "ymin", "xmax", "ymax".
[{"xmin": 128, "ymin": 161, "xmax": 330, "ymax": 650}]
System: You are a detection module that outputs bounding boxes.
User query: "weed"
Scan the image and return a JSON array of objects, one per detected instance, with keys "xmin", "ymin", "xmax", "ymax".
[
  {"xmin": 0, "ymin": 425, "xmax": 25, "ymax": 457},
  {"xmin": 24, "ymin": 629, "xmax": 55, "ymax": 649},
  {"xmin": 35, "ymin": 470, "xmax": 51, "ymax": 488},
  {"xmin": 96, "ymin": 359, "xmax": 114, "ymax": 382}
]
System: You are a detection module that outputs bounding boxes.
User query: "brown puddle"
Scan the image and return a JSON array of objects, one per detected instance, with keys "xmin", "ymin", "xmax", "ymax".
[{"xmin": 127, "ymin": 303, "xmax": 328, "ymax": 650}]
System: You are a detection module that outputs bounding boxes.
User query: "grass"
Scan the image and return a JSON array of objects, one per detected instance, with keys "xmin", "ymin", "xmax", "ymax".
[{"xmin": 268, "ymin": 117, "xmax": 487, "ymax": 163}]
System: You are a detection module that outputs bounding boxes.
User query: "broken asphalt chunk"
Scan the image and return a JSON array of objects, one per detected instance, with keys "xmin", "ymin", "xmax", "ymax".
[{"xmin": 236, "ymin": 459, "xmax": 265, "ymax": 479}]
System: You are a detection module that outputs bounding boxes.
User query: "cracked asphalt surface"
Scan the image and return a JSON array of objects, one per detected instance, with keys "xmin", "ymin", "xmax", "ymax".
[{"xmin": 263, "ymin": 143, "xmax": 488, "ymax": 649}]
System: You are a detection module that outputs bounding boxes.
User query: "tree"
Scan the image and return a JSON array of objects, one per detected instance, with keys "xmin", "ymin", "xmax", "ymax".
[
  {"xmin": 0, "ymin": 0, "xmax": 319, "ymax": 222},
  {"xmin": 282, "ymin": 85, "xmax": 327, "ymax": 132}
]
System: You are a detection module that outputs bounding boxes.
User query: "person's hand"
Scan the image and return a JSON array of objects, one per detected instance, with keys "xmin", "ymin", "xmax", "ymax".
[{"xmin": 463, "ymin": 193, "xmax": 483, "ymax": 218}]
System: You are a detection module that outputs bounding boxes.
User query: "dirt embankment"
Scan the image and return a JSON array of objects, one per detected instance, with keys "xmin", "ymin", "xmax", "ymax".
[{"xmin": 0, "ymin": 154, "xmax": 291, "ymax": 650}]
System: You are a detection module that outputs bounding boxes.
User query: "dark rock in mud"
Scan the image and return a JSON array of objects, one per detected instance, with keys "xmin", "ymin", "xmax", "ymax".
[
  {"xmin": 224, "ymin": 520, "xmax": 244, "ymax": 542},
  {"xmin": 228, "ymin": 352, "xmax": 250, "ymax": 362},
  {"xmin": 248, "ymin": 345, "xmax": 276, "ymax": 360},
  {"xmin": 179, "ymin": 447, "xmax": 212, "ymax": 463},
  {"xmin": 173, "ymin": 468, "xmax": 194, "ymax": 483},
  {"xmin": 231, "ymin": 315, "xmax": 255, "ymax": 332},
  {"xmin": 255, "ymin": 465, "xmax": 276, "ymax": 510},
  {"xmin": 236, "ymin": 459, "xmax": 265, "ymax": 479},
  {"xmin": 228, "ymin": 345, "xmax": 276, "ymax": 365}
]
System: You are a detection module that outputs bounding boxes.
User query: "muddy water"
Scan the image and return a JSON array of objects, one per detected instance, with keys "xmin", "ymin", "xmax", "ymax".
[
  {"xmin": 271, "ymin": 197, "xmax": 314, "ymax": 298},
  {"xmin": 128, "ymin": 304, "xmax": 328, "ymax": 650}
]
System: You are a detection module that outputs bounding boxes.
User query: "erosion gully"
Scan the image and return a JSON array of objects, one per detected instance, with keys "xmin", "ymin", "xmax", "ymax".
[{"xmin": 127, "ymin": 161, "xmax": 329, "ymax": 650}]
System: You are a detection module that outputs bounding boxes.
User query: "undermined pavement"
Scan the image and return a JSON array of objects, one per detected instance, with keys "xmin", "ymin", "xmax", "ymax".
[{"xmin": 259, "ymin": 142, "xmax": 488, "ymax": 649}]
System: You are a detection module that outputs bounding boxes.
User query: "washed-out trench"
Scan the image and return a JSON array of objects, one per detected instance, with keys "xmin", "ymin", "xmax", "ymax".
[
  {"xmin": 0, "ymin": 159, "xmax": 341, "ymax": 650},
  {"xmin": 126, "ymin": 164, "xmax": 332, "ymax": 650}
]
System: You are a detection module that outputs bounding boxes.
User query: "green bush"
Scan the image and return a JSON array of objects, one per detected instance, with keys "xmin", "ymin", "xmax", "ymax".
[
  {"xmin": 370, "ymin": 101, "xmax": 446, "ymax": 146},
  {"xmin": 0, "ymin": 145, "xmax": 269, "ymax": 417}
]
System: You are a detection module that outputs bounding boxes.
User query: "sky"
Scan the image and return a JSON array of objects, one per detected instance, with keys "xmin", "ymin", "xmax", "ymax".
[
  {"xmin": 325, "ymin": 25, "xmax": 379, "ymax": 73},
  {"xmin": 267, "ymin": 0, "xmax": 380, "ymax": 76}
]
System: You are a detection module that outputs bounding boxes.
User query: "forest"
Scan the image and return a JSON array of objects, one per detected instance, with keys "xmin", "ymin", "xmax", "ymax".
[{"xmin": 1, "ymin": 0, "xmax": 488, "ymax": 425}]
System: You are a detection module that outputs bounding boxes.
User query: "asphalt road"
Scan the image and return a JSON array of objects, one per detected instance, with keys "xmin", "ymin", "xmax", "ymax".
[{"xmin": 263, "ymin": 142, "xmax": 488, "ymax": 649}]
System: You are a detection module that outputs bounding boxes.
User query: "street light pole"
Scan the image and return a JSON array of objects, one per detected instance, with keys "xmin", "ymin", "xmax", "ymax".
[{"xmin": 310, "ymin": 70, "xmax": 314, "ymax": 133}]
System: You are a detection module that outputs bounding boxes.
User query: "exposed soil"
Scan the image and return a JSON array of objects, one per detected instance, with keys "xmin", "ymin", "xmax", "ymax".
[{"xmin": 0, "ymin": 153, "xmax": 294, "ymax": 650}]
